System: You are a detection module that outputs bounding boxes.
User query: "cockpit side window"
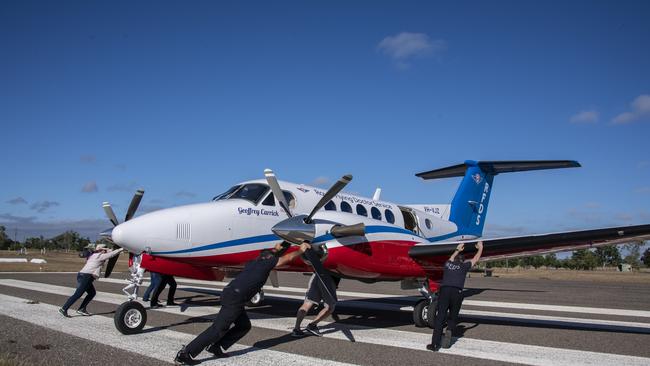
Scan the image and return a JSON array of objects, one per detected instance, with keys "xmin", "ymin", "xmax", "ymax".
[
  {"xmin": 228, "ymin": 183, "xmax": 270, "ymax": 205},
  {"xmin": 261, "ymin": 190, "xmax": 296, "ymax": 208},
  {"xmin": 212, "ymin": 185, "xmax": 241, "ymax": 201}
]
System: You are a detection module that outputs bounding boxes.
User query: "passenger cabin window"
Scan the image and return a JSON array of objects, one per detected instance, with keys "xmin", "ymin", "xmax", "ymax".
[
  {"xmin": 227, "ymin": 183, "xmax": 269, "ymax": 205},
  {"xmin": 262, "ymin": 191, "xmax": 296, "ymax": 208},
  {"xmin": 212, "ymin": 185, "xmax": 241, "ymax": 201},
  {"xmin": 385, "ymin": 209, "xmax": 395, "ymax": 224},
  {"xmin": 341, "ymin": 201, "xmax": 352, "ymax": 213},
  {"xmin": 356, "ymin": 204, "xmax": 368, "ymax": 217},
  {"xmin": 371, "ymin": 207, "xmax": 382, "ymax": 220},
  {"xmin": 324, "ymin": 201, "xmax": 336, "ymax": 211}
]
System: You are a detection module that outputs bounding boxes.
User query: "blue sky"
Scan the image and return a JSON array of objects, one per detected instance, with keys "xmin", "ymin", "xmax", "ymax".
[{"xmin": 1, "ymin": 0, "xmax": 649, "ymax": 241}]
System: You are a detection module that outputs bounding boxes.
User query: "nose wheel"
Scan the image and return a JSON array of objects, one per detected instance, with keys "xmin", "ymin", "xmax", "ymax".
[
  {"xmin": 246, "ymin": 290, "xmax": 265, "ymax": 307},
  {"xmin": 114, "ymin": 301, "xmax": 147, "ymax": 334}
]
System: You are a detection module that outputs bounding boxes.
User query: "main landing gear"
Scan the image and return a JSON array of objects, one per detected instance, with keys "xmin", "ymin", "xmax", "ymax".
[
  {"xmin": 413, "ymin": 280, "xmax": 438, "ymax": 328},
  {"xmin": 246, "ymin": 290, "xmax": 265, "ymax": 307},
  {"xmin": 115, "ymin": 253, "xmax": 148, "ymax": 335}
]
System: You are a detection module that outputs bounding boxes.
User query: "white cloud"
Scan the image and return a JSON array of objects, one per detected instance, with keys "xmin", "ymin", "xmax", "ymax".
[
  {"xmin": 6, "ymin": 197, "xmax": 27, "ymax": 205},
  {"xmin": 81, "ymin": 181, "xmax": 98, "ymax": 193},
  {"xmin": 569, "ymin": 110, "xmax": 599, "ymax": 124},
  {"xmin": 29, "ymin": 201, "xmax": 60, "ymax": 213},
  {"xmin": 377, "ymin": 32, "xmax": 446, "ymax": 69},
  {"xmin": 311, "ymin": 176, "xmax": 330, "ymax": 187},
  {"xmin": 612, "ymin": 94, "xmax": 650, "ymax": 124}
]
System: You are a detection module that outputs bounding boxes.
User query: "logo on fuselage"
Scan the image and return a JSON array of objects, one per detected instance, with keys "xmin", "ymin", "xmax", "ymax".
[
  {"xmin": 297, "ymin": 187, "xmax": 310, "ymax": 193},
  {"xmin": 475, "ymin": 182, "xmax": 490, "ymax": 226},
  {"xmin": 472, "ymin": 173, "xmax": 482, "ymax": 185}
]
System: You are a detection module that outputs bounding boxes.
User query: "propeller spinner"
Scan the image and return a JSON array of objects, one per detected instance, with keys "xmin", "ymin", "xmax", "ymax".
[{"xmin": 264, "ymin": 170, "xmax": 364, "ymax": 244}]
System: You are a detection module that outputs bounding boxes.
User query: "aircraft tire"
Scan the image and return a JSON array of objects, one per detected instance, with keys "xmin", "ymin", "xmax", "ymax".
[
  {"xmin": 114, "ymin": 301, "xmax": 147, "ymax": 335},
  {"xmin": 413, "ymin": 299, "xmax": 437, "ymax": 328},
  {"xmin": 246, "ymin": 290, "xmax": 264, "ymax": 307}
]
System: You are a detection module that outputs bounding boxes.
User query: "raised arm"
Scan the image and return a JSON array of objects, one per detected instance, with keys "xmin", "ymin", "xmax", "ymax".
[
  {"xmin": 276, "ymin": 242, "xmax": 310, "ymax": 267},
  {"xmin": 449, "ymin": 243, "xmax": 464, "ymax": 262},
  {"xmin": 97, "ymin": 248, "xmax": 124, "ymax": 261},
  {"xmin": 470, "ymin": 241, "xmax": 484, "ymax": 267}
]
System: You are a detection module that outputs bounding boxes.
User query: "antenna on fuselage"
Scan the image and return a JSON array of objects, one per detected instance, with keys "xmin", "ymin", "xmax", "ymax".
[{"xmin": 373, "ymin": 188, "xmax": 381, "ymax": 201}]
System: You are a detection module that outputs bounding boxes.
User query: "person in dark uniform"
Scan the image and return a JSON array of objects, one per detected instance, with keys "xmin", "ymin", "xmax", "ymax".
[
  {"xmin": 150, "ymin": 273, "xmax": 178, "ymax": 307},
  {"xmin": 427, "ymin": 241, "xmax": 483, "ymax": 351},
  {"xmin": 174, "ymin": 241, "xmax": 310, "ymax": 365}
]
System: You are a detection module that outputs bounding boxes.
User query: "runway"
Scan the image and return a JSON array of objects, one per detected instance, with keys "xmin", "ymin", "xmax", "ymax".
[{"xmin": 0, "ymin": 272, "xmax": 649, "ymax": 366}]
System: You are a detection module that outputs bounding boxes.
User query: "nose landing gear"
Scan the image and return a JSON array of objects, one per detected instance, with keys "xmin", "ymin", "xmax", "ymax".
[{"xmin": 115, "ymin": 253, "xmax": 148, "ymax": 334}]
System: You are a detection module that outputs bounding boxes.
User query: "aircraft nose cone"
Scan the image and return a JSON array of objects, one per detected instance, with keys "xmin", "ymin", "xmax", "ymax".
[{"xmin": 111, "ymin": 225, "xmax": 125, "ymax": 246}]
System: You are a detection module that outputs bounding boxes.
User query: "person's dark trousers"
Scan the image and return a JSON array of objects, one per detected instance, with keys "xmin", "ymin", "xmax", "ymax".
[
  {"xmin": 62, "ymin": 273, "xmax": 96, "ymax": 311},
  {"xmin": 431, "ymin": 286, "xmax": 463, "ymax": 347},
  {"xmin": 151, "ymin": 274, "xmax": 177, "ymax": 305},
  {"xmin": 143, "ymin": 272, "xmax": 162, "ymax": 301},
  {"xmin": 185, "ymin": 288, "xmax": 251, "ymax": 358}
]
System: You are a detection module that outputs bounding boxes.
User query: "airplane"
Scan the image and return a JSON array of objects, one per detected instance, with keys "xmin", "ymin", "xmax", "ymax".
[{"xmin": 99, "ymin": 160, "xmax": 650, "ymax": 334}]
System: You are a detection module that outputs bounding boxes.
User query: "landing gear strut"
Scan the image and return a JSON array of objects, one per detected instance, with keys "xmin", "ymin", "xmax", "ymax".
[
  {"xmin": 115, "ymin": 253, "xmax": 148, "ymax": 334},
  {"xmin": 413, "ymin": 280, "xmax": 437, "ymax": 328}
]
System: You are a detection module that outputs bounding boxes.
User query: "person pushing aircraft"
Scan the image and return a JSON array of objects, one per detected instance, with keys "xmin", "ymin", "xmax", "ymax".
[{"xmin": 174, "ymin": 241, "xmax": 311, "ymax": 365}]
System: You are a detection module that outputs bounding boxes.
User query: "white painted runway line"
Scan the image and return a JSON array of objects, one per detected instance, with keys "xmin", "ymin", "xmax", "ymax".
[
  {"xmin": 0, "ymin": 293, "xmax": 356, "ymax": 366},
  {"xmin": 98, "ymin": 277, "xmax": 650, "ymax": 318},
  {"xmin": 2, "ymin": 278, "xmax": 650, "ymax": 366}
]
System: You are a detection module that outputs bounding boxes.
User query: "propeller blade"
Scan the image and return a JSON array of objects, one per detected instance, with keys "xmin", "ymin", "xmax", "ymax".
[
  {"xmin": 104, "ymin": 251, "xmax": 120, "ymax": 278},
  {"xmin": 330, "ymin": 223, "xmax": 366, "ymax": 238},
  {"xmin": 269, "ymin": 270, "xmax": 279, "ymax": 288},
  {"xmin": 102, "ymin": 202, "xmax": 119, "ymax": 227},
  {"xmin": 264, "ymin": 169, "xmax": 293, "ymax": 218},
  {"xmin": 124, "ymin": 189, "xmax": 145, "ymax": 222},
  {"xmin": 306, "ymin": 174, "xmax": 352, "ymax": 223}
]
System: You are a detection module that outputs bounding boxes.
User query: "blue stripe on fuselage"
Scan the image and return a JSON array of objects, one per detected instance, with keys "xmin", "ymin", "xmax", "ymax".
[{"xmin": 152, "ymin": 225, "xmax": 420, "ymax": 255}]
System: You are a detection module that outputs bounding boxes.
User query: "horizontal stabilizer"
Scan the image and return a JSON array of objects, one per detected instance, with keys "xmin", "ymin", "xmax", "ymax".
[{"xmin": 416, "ymin": 160, "xmax": 580, "ymax": 180}]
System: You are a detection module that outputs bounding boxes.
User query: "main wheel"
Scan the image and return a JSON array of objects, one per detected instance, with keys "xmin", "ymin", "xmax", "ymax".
[
  {"xmin": 413, "ymin": 299, "xmax": 437, "ymax": 328},
  {"xmin": 246, "ymin": 290, "xmax": 264, "ymax": 307},
  {"xmin": 114, "ymin": 301, "xmax": 147, "ymax": 335}
]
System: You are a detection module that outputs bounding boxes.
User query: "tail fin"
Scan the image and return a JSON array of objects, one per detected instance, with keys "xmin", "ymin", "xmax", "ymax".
[{"xmin": 416, "ymin": 160, "xmax": 580, "ymax": 238}]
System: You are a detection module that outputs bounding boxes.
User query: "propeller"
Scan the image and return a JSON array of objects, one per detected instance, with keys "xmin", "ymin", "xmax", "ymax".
[
  {"xmin": 264, "ymin": 170, "xmax": 364, "ymax": 244},
  {"xmin": 101, "ymin": 189, "xmax": 145, "ymax": 278}
]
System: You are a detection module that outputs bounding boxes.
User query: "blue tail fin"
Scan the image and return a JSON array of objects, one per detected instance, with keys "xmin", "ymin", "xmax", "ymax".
[{"xmin": 416, "ymin": 160, "xmax": 580, "ymax": 238}]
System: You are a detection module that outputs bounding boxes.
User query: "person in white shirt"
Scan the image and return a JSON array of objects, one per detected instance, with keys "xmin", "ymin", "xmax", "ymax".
[{"xmin": 58, "ymin": 244, "xmax": 123, "ymax": 317}]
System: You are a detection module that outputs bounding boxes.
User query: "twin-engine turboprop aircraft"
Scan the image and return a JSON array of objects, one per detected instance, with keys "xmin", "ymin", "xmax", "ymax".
[{"xmin": 100, "ymin": 160, "xmax": 650, "ymax": 333}]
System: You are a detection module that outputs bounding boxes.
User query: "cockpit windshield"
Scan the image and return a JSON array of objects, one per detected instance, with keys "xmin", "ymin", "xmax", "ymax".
[
  {"xmin": 212, "ymin": 185, "xmax": 241, "ymax": 201},
  {"xmin": 213, "ymin": 183, "xmax": 270, "ymax": 205}
]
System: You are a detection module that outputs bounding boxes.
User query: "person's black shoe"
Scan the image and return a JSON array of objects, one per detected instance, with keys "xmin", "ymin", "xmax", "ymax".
[
  {"xmin": 167, "ymin": 301, "xmax": 179, "ymax": 306},
  {"xmin": 151, "ymin": 302, "xmax": 165, "ymax": 309},
  {"xmin": 174, "ymin": 346, "xmax": 199, "ymax": 365},
  {"xmin": 305, "ymin": 323, "xmax": 322, "ymax": 337},
  {"xmin": 142, "ymin": 297, "xmax": 150, "ymax": 302},
  {"xmin": 441, "ymin": 330, "xmax": 452, "ymax": 348},
  {"xmin": 426, "ymin": 344, "xmax": 440, "ymax": 352},
  {"xmin": 291, "ymin": 328, "xmax": 306, "ymax": 338},
  {"xmin": 206, "ymin": 344, "xmax": 229, "ymax": 358},
  {"xmin": 58, "ymin": 308, "xmax": 70, "ymax": 318}
]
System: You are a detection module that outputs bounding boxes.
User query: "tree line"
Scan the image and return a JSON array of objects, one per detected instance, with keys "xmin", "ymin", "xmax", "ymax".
[
  {"xmin": 486, "ymin": 243, "xmax": 650, "ymax": 270},
  {"xmin": 0, "ymin": 225, "xmax": 94, "ymax": 252}
]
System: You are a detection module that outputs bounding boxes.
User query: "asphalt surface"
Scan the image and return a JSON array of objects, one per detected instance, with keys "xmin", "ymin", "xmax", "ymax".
[{"xmin": 0, "ymin": 271, "xmax": 648, "ymax": 366}]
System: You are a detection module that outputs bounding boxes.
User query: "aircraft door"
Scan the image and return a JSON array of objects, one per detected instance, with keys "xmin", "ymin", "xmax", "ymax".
[{"xmin": 399, "ymin": 207, "xmax": 420, "ymax": 235}]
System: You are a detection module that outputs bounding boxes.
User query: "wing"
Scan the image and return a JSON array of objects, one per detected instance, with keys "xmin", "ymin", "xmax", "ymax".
[{"xmin": 409, "ymin": 224, "xmax": 650, "ymax": 261}]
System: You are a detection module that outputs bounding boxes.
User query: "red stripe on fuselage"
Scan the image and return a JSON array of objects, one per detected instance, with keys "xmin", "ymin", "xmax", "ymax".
[{"xmin": 147, "ymin": 240, "xmax": 448, "ymax": 282}]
